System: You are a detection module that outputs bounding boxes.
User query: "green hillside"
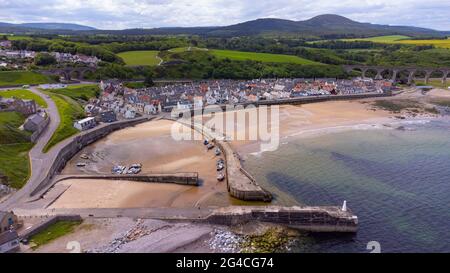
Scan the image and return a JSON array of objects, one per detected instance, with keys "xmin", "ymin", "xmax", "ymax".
[{"xmin": 210, "ymin": 50, "xmax": 320, "ymax": 65}]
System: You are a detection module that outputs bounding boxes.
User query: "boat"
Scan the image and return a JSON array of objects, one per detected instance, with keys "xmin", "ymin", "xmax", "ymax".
[
  {"xmin": 80, "ymin": 154, "xmax": 89, "ymax": 160},
  {"xmin": 112, "ymin": 165, "xmax": 126, "ymax": 174},
  {"xmin": 203, "ymin": 139, "xmax": 209, "ymax": 145},
  {"xmin": 215, "ymin": 148, "xmax": 221, "ymax": 156},
  {"xmin": 130, "ymin": 163, "xmax": 142, "ymax": 169},
  {"xmin": 76, "ymin": 162, "xmax": 86, "ymax": 167},
  {"xmin": 207, "ymin": 143, "xmax": 215, "ymax": 150},
  {"xmin": 217, "ymin": 172, "xmax": 225, "ymax": 181},
  {"xmin": 217, "ymin": 163, "xmax": 225, "ymax": 171}
]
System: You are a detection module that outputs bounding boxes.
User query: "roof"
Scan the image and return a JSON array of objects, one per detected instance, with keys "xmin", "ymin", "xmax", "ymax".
[
  {"xmin": 26, "ymin": 114, "xmax": 45, "ymax": 125},
  {"xmin": 76, "ymin": 117, "xmax": 96, "ymax": 124},
  {"xmin": 0, "ymin": 230, "xmax": 18, "ymax": 245}
]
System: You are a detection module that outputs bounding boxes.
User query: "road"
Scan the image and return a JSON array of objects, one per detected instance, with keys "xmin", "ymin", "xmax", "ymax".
[{"xmin": 0, "ymin": 86, "xmax": 61, "ymax": 210}]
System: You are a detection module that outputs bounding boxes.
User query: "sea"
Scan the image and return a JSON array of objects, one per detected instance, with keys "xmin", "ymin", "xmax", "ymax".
[{"xmin": 243, "ymin": 119, "xmax": 450, "ymax": 253}]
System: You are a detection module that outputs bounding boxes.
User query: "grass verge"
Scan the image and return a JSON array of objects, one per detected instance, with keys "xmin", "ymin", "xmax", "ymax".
[
  {"xmin": 0, "ymin": 89, "xmax": 48, "ymax": 108},
  {"xmin": 29, "ymin": 220, "xmax": 82, "ymax": 250}
]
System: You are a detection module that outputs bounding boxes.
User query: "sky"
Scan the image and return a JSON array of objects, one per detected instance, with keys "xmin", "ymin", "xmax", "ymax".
[{"xmin": 0, "ymin": 0, "xmax": 449, "ymax": 30}]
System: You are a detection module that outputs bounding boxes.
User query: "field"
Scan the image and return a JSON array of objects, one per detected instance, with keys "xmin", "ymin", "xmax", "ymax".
[
  {"xmin": 343, "ymin": 35, "xmax": 411, "ymax": 43},
  {"xmin": 0, "ymin": 71, "xmax": 53, "ymax": 87},
  {"xmin": 210, "ymin": 49, "xmax": 320, "ymax": 64},
  {"xmin": 29, "ymin": 220, "xmax": 82, "ymax": 250},
  {"xmin": 45, "ymin": 84, "xmax": 100, "ymax": 101},
  {"xmin": 169, "ymin": 47, "xmax": 209, "ymax": 53},
  {"xmin": 343, "ymin": 35, "xmax": 450, "ymax": 49},
  {"xmin": 117, "ymin": 50, "xmax": 161, "ymax": 66},
  {"xmin": 43, "ymin": 92, "xmax": 85, "ymax": 153},
  {"xmin": 0, "ymin": 89, "xmax": 48, "ymax": 107},
  {"xmin": 0, "ymin": 112, "xmax": 33, "ymax": 189}
]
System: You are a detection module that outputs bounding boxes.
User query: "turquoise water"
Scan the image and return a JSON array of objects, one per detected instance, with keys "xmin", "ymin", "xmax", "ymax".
[{"xmin": 244, "ymin": 120, "xmax": 450, "ymax": 253}]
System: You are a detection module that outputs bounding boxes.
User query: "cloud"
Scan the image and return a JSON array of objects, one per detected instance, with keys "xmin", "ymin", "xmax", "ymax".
[{"xmin": 0, "ymin": 0, "xmax": 449, "ymax": 30}]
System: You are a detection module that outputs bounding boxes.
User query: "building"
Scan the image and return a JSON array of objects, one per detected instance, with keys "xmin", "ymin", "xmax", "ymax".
[
  {"xmin": 0, "ymin": 230, "xmax": 20, "ymax": 253},
  {"xmin": 0, "ymin": 211, "xmax": 20, "ymax": 233},
  {"xmin": 0, "ymin": 40, "xmax": 12, "ymax": 49},
  {"xmin": 74, "ymin": 117, "xmax": 96, "ymax": 131},
  {"xmin": 24, "ymin": 113, "xmax": 47, "ymax": 132},
  {"xmin": 12, "ymin": 98, "xmax": 37, "ymax": 116},
  {"xmin": 99, "ymin": 110, "xmax": 117, "ymax": 123}
]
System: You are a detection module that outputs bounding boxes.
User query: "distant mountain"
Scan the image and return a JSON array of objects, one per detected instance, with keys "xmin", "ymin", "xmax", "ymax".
[
  {"xmin": 19, "ymin": 23, "xmax": 96, "ymax": 31},
  {"xmin": 0, "ymin": 15, "xmax": 446, "ymax": 38},
  {"xmin": 0, "ymin": 22, "xmax": 96, "ymax": 32},
  {"xmin": 209, "ymin": 14, "xmax": 446, "ymax": 37}
]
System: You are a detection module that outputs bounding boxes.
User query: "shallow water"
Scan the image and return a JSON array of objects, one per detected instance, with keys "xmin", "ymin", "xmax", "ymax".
[{"xmin": 243, "ymin": 119, "xmax": 450, "ymax": 253}]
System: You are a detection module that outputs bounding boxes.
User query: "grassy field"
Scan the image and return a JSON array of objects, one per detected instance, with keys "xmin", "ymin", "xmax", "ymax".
[
  {"xmin": 343, "ymin": 35, "xmax": 450, "ymax": 49},
  {"xmin": 169, "ymin": 47, "xmax": 208, "ymax": 53},
  {"xmin": 29, "ymin": 220, "xmax": 82, "ymax": 250},
  {"xmin": 43, "ymin": 92, "xmax": 85, "ymax": 153},
  {"xmin": 210, "ymin": 49, "xmax": 320, "ymax": 64},
  {"xmin": 0, "ymin": 71, "xmax": 53, "ymax": 87},
  {"xmin": 343, "ymin": 35, "xmax": 411, "ymax": 42},
  {"xmin": 117, "ymin": 50, "xmax": 161, "ymax": 66},
  {"xmin": 46, "ymin": 84, "xmax": 100, "ymax": 101},
  {"xmin": 0, "ymin": 112, "xmax": 33, "ymax": 189},
  {"xmin": 0, "ymin": 89, "xmax": 48, "ymax": 108},
  {"xmin": 416, "ymin": 79, "xmax": 450, "ymax": 88}
]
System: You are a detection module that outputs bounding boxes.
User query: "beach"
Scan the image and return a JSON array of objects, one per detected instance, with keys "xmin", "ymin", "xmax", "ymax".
[{"xmin": 49, "ymin": 119, "xmax": 232, "ymax": 209}]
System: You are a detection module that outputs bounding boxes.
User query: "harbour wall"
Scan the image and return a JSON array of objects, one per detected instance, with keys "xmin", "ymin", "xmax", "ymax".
[
  {"xmin": 30, "ymin": 117, "xmax": 152, "ymax": 197},
  {"xmin": 54, "ymin": 173, "xmax": 199, "ymax": 186},
  {"xmin": 205, "ymin": 206, "xmax": 358, "ymax": 233},
  {"xmin": 172, "ymin": 118, "xmax": 272, "ymax": 202}
]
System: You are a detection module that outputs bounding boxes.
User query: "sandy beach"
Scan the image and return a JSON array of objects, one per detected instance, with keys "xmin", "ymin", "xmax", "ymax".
[{"xmin": 49, "ymin": 119, "xmax": 232, "ymax": 209}]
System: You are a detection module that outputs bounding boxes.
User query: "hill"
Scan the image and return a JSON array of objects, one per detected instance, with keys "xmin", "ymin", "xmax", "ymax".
[{"xmin": 0, "ymin": 14, "xmax": 447, "ymax": 38}]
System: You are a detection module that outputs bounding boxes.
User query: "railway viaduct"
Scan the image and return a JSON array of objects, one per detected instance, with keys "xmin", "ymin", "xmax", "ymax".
[
  {"xmin": 39, "ymin": 66, "xmax": 97, "ymax": 81},
  {"xmin": 343, "ymin": 65, "xmax": 449, "ymax": 85}
]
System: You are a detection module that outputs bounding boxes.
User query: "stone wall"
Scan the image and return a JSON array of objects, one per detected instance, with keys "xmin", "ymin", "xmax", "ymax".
[
  {"xmin": 30, "ymin": 117, "xmax": 151, "ymax": 197},
  {"xmin": 54, "ymin": 173, "xmax": 199, "ymax": 186},
  {"xmin": 29, "ymin": 115, "xmax": 50, "ymax": 143},
  {"xmin": 19, "ymin": 214, "xmax": 82, "ymax": 240},
  {"xmin": 205, "ymin": 206, "xmax": 358, "ymax": 233}
]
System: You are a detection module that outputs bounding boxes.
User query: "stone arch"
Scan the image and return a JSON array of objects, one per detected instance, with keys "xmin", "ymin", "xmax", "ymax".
[
  {"xmin": 412, "ymin": 69, "xmax": 433, "ymax": 85},
  {"xmin": 80, "ymin": 68, "xmax": 95, "ymax": 80},
  {"xmin": 69, "ymin": 70, "xmax": 81, "ymax": 80},
  {"xmin": 365, "ymin": 68, "xmax": 378, "ymax": 79},
  {"xmin": 59, "ymin": 71, "xmax": 69, "ymax": 81}
]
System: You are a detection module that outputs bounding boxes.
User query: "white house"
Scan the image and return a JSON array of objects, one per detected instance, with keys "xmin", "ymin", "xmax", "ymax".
[{"xmin": 74, "ymin": 117, "xmax": 96, "ymax": 131}]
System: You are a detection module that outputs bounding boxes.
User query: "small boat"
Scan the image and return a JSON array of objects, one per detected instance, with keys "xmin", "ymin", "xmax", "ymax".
[
  {"xmin": 217, "ymin": 172, "xmax": 225, "ymax": 181},
  {"xmin": 76, "ymin": 162, "xmax": 86, "ymax": 167},
  {"xmin": 207, "ymin": 143, "xmax": 215, "ymax": 150},
  {"xmin": 80, "ymin": 154, "xmax": 89, "ymax": 160},
  {"xmin": 217, "ymin": 159, "xmax": 225, "ymax": 165},
  {"xmin": 215, "ymin": 148, "xmax": 221, "ymax": 156},
  {"xmin": 130, "ymin": 163, "xmax": 142, "ymax": 169},
  {"xmin": 203, "ymin": 139, "xmax": 209, "ymax": 145},
  {"xmin": 217, "ymin": 163, "xmax": 224, "ymax": 171},
  {"xmin": 112, "ymin": 165, "xmax": 126, "ymax": 174}
]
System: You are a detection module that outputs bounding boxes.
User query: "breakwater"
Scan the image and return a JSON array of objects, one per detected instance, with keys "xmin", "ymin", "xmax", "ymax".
[
  {"xmin": 206, "ymin": 206, "xmax": 358, "ymax": 233},
  {"xmin": 54, "ymin": 173, "xmax": 199, "ymax": 186},
  {"xmin": 170, "ymin": 118, "xmax": 273, "ymax": 202},
  {"xmin": 30, "ymin": 117, "xmax": 152, "ymax": 197}
]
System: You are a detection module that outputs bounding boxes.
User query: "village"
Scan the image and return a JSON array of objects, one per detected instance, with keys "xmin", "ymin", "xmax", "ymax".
[
  {"xmin": 77, "ymin": 77, "xmax": 393, "ymax": 129},
  {"xmin": 0, "ymin": 39, "xmax": 99, "ymax": 70}
]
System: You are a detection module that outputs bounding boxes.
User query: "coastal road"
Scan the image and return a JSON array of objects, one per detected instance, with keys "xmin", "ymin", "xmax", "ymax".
[{"xmin": 0, "ymin": 86, "xmax": 61, "ymax": 210}]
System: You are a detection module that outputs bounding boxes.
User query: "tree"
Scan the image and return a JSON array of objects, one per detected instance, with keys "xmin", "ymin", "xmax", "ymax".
[
  {"xmin": 144, "ymin": 73, "xmax": 155, "ymax": 87},
  {"xmin": 34, "ymin": 53, "xmax": 57, "ymax": 66}
]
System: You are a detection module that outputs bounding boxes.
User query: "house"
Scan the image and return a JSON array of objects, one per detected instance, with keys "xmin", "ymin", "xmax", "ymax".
[
  {"xmin": 74, "ymin": 117, "xmax": 96, "ymax": 131},
  {"xmin": 12, "ymin": 99, "xmax": 37, "ymax": 116},
  {"xmin": 99, "ymin": 111, "xmax": 117, "ymax": 123},
  {"xmin": 0, "ymin": 40, "xmax": 12, "ymax": 49},
  {"xmin": 0, "ymin": 211, "xmax": 20, "ymax": 233},
  {"xmin": 24, "ymin": 113, "xmax": 47, "ymax": 132},
  {"xmin": 0, "ymin": 230, "xmax": 20, "ymax": 253}
]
